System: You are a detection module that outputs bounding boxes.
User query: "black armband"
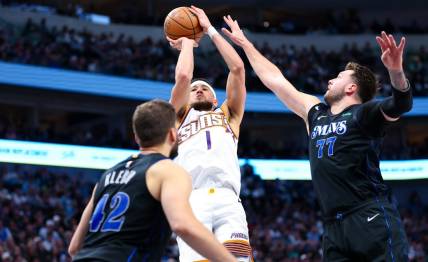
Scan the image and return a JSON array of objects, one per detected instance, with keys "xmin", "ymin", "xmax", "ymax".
[{"xmin": 380, "ymin": 81, "xmax": 413, "ymax": 118}]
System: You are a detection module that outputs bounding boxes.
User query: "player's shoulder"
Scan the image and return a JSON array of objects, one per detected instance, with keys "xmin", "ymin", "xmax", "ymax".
[
  {"xmin": 309, "ymin": 103, "xmax": 329, "ymax": 113},
  {"xmin": 104, "ymin": 153, "xmax": 166, "ymax": 176},
  {"xmin": 148, "ymin": 158, "xmax": 188, "ymax": 179},
  {"xmin": 99, "ymin": 154, "xmax": 136, "ymax": 179},
  {"xmin": 308, "ymin": 103, "xmax": 329, "ymax": 123},
  {"xmin": 359, "ymin": 99, "xmax": 382, "ymax": 110},
  {"xmin": 352, "ymin": 99, "xmax": 383, "ymax": 119}
]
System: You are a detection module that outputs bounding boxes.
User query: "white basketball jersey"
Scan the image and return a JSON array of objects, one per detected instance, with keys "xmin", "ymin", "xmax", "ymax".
[{"xmin": 174, "ymin": 107, "xmax": 241, "ymax": 195}]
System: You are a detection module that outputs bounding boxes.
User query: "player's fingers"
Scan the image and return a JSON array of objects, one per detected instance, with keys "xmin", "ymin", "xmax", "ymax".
[
  {"xmin": 388, "ymin": 34, "xmax": 398, "ymax": 49},
  {"xmin": 381, "ymin": 31, "xmax": 391, "ymax": 47},
  {"xmin": 188, "ymin": 7, "xmax": 197, "ymax": 15},
  {"xmin": 221, "ymin": 27, "xmax": 233, "ymax": 38},
  {"xmin": 376, "ymin": 36, "xmax": 387, "ymax": 52},
  {"xmin": 189, "ymin": 6, "xmax": 200, "ymax": 17},
  {"xmin": 397, "ymin": 37, "xmax": 406, "ymax": 52},
  {"xmin": 223, "ymin": 16, "xmax": 233, "ymax": 27},
  {"xmin": 166, "ymin": 36, "xmax": 175, "ymax": 42},
  {"xmin": 234, "ymin": 19, "xmax": 241, "ymax": 29},
  {"xmin": 190, "ymin": 5, "xmax": 202, "ymax": 13},
  {"xmin": 225, "ymin": 15, "xmax": 239, "ymax": 29}
]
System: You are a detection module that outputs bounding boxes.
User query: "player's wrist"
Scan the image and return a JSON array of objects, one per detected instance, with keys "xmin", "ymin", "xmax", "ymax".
[
  {"xmin": 207, "ymin": 26, "xmax": 219, "ymax": 39},
  {"xmin": 182, "ymin": 38, "xmax": 195, "ymax": 46},
  {"xmin": 388, "ymin": 68, "xmax": 408, "ymax": 91},
  {"xmin": 241, "ymin": 39, "xmax": 253, "ymax": 49}
]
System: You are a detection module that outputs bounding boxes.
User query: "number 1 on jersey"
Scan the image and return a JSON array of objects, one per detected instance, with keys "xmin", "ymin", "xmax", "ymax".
[{"xmin": 205, "ymin": 130, "xmax": 211, "ymax": 150}]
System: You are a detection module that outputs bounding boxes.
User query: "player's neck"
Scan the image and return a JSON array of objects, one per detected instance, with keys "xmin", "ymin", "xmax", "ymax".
[
  {"xmin": 139, "ymin": 145, "xmax": 170, "ymax": 157},
  {"xmin": 330, "ymin": 98, "xmax": 360, "ymax": 115}
]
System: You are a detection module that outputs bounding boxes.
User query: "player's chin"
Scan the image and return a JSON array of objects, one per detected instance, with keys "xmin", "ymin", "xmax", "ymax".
[
  {"xmin": 323, "ymin": 93, "xmax": 331, "ymax": 105},
  {"xmin": 191, "ymin": 101, "xmax": 214, "ymax": 111}
]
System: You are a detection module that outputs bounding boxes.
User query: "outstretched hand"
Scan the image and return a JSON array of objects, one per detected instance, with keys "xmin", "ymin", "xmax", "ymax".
[
  {"xmin": 221, "ymin": 15, "xmax": 249, "ymax": 47},
  {"xmin": 376, "ymin": 31, "xmax": 406, "ymax": 71},
  {"xmin": 166, "ymin": 36, "xmax": 198, "ymax": 51},
  {"xmin": 189, "ymin": 5, "xmax": 212, "ymax": 32}
]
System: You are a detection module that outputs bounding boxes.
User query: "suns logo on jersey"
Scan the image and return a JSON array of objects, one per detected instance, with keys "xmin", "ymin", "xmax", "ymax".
[
  {"xmin": 178, "ymin": 112, "xmax": 231, "ymax": 144},
  {"xmin": 311, "ymin": 120, "xmax": 347, "ymax": 139}
]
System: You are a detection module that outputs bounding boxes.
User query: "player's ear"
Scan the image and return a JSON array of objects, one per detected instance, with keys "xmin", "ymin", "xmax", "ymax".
[
  {"xmin": 134, "ymin": 134, "xmax": 141, "ymax": 149},
  {"xmin": 346, "ymin": 83, "xmax": 358, "ymax": 95},
  {"xmin": 169, "ymin": 128, "xmax": 177, "ymax": 144}
]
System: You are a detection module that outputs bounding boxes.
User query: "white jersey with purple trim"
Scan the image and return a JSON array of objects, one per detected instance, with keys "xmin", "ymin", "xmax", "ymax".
[{"xmin": 174, "ymin": 106, "xmax": 241, "ymax": 195}]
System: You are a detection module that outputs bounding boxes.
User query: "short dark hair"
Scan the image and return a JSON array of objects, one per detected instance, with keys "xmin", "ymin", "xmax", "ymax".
[
  {"xmin": 345, "ymin": 62, "xmax": 378, "ymax": 103},
  {"xmin": 132, "ymin": 99, "xmax": 176, "ymax": 147}
]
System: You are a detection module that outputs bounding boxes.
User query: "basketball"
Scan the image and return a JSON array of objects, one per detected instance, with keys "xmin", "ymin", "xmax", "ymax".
[{"xmin": 164, "ymin": 7, "xmax": 204, "ymax": 40}]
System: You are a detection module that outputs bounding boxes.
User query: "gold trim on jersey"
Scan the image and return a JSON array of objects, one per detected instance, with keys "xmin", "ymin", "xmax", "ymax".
[
  {"xmin": 219, "ymin": 103, "xmax": 238, "ymax": 140},
  {"xmin": 223, "ymin": 240, "xmax": 253, "ymax": 258},
  {"xmin": 220, "ymin": 103, "xmax": 231, "ymax": 122},
  {"xmin": 178, "ymin": 110, "xmax": 237, "ymax": 145},
  {"xmin": 176, "ymin": 105, "xmax": 191, "ymax": 129}
]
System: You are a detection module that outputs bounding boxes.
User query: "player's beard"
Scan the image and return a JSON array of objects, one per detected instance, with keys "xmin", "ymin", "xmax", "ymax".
[
  {"xmin": 324, "ymin": 88, "xmax": 346, "ymax": 106},
  {"xmin": 170, "ymin": 140, "xmax": 179, "ymax": 159},
  {"xmin": 191, "ymin": 101, "xmax": 214, "ymax": 111}
]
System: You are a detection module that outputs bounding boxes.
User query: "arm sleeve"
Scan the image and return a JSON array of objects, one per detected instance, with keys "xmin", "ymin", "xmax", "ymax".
[
  {"xmin": 379, "ymin": 83, "xmax": 413, "ymax": 118},
  {"xmin": 356, "ymin": 81, "xmax": 413, "ymax": 137}
]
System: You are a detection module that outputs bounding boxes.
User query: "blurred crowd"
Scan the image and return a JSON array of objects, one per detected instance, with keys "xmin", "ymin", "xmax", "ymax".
[
  {"xmin": 1, "ymin": 112, "xmax": 428, "ymax": 161},
  {"xmin": 0, "ymin": 18, "xmax": 427, "ymax": 96},
  {"xmin": 0, "ymin": 5, "xmax": 427, "ymax": 262},
  {"xmin": 2, "ymin": 2, "xmax": 428, "ymax": 35},
  {"xmin": 1, "ymin": 114, "xmax": 428, "ymax": 160},
  {"xmin": 0, "ymin": 164, "xmax": 427, "ymax": 261},
  {"xmin": 0, "ymin": 165, "xmax": 92, "ymax": 261}
]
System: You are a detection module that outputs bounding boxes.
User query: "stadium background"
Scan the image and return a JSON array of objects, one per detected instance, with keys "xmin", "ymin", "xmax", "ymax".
[{"xmin": 0, "ymin": 0, "xmax": 427, "ymax": 261}]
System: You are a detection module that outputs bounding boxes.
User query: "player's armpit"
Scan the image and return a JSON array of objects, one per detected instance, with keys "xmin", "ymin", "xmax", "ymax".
[{"xmin": 220, "ymin": 102, "xmax": 240, "ymax": 138}]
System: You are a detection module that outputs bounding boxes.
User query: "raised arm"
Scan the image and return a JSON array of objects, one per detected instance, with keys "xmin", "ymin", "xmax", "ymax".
[
  {"xmin": 375, "ymin": 31, "xmax": 412, "ymax": 121},
  {"xmin": 68, "ymin": 184, "xmax": 97, "ymax": 257},
  {"xmin": 222, "ymin": 16, "xmax": 320, "ymax": 123},
  {"xmin": 168, "ymin": 37, "xmax": 198, "ymax": 113},
  {"xmin": 190, "ymin": 6, "xmax": 246, "ymax": 126},
  {"xmin": 148, "ymin": 160, "xmax": 236, "ymax": 262}
]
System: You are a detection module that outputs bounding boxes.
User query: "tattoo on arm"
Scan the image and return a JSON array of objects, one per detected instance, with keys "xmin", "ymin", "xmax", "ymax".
[{"xmin": 388, "ymin": 70, "xmax": 409, "ymax": 91}]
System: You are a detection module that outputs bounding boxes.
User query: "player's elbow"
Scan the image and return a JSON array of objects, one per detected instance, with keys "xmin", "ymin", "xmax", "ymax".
[
  {"xmin": 175, "ymin": 71, "xmax": 192, "ymax": 85},
  {"xmin": 230, "ymin": 62, "xmax": 245, "ymax": 75},
  {"xmin": 170, "ymin": 220, "xmax": 191, "ymax": 236},
  {"xmin": 68, "ymin": 244, "xmax": 78, "ymax": 258}
]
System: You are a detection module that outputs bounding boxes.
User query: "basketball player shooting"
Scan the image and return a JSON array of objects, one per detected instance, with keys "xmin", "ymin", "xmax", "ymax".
[
  {"xmin": 223, "ymin": 16, "xmax": 412, "ymax": 261},
  {"xmin": 68, "ymin": 100, "xmax": 236, "ymax": 262},
  {"xmin": 167, "ymin": 6, "xmax": 252, "ymax": 262}
]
